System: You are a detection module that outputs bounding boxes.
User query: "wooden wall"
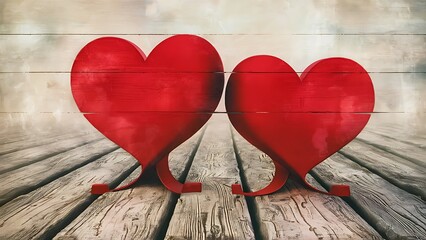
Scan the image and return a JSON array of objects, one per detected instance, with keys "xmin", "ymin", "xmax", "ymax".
[{"xmin": 0, "ymin": 0, "xmax": 425, "ymax": 134}]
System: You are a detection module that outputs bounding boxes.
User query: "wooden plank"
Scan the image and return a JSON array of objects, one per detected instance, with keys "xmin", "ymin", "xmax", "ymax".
[
  {"xmin": 311, "ymin": 153, "xmax": 426, "ymax": 239},
  {"xmin": 366, "ymin": 113, "xmax": 426, "ymax": 138},
  {"xmin": 0, "ymin": 138, "xmax": 118, "ymax": 206},
  {"xmin": 1, "ymin": 73, "xmax": 425, "ymax": 114},
  {"xmin": 340, "ymin": 139, "xmax": 426, "ymax": 199},
  {"xmin": 0, "ymin": 131, "xmax": 94, "ymax": 155},
  {"xmin": 0, "ymin": 0, "xmax": 424, "ymax": 34},
  {"xmin": 232, "ymin": 129, "xmax": 383, "ymax": 240},
  {"xmin": 364, "ymin": 128, "xmax": 426, "ymax": 148},
  {"xmin": 0, "ymin": 149, "xmax": 138, "ymax": 240},
  {"xmin": 356, "ymin": 130, "xmax": 426, "ymax": 167},
  {"xmin": 165, "ymin": 116, "xmax": 255, "ymax": 239},
  {"xmin": 0, "ymin": 35, "xmax": 425, "ymax": 73},
  {"xmin": 54, "ymin": 129, "xmax": 204, "ymax": 240},
  {"xmin": 0, "ymin": 132, "xmax": 103, "ymax": 173},
  {"xmin": 0, "ymin": 127, "xmax": 67, "ymax": 145},
  {"xmin": 0, "ymin": 113, "xmax": 95, "ymax": 144}
]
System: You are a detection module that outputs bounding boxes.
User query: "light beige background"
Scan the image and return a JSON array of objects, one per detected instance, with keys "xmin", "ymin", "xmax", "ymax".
[{"xmin": 0, "ymin": 0, "xmax": 425, "ymax": 133}]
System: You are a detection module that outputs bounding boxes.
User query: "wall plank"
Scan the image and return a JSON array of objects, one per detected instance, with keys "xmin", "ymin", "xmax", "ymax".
[
  {"xmin": 0, "ymin": 0, "xmax": 425, "ymax": 34},
  {"xmin": 0, "ymin": 72, "xmax": 425, "ymax": 113},
  {"xmin": 0, "ymin": 35, "xmax": 425, "ymax": 73}
]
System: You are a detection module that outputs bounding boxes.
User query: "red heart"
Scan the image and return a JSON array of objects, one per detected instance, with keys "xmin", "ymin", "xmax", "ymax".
[
  {"xmin": 71, "ymin": 35, "xmax": 224, "ymax": 194},
  {"xmin": 226, "ymin": 56, "xmax": 374, "ymax": 196}
]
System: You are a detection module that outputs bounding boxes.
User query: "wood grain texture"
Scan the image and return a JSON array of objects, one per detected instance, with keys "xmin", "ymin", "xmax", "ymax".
[
  {"xmin": 0, "ymin": 35, "xmax": 425, "ymax": 73},
  {"xmin": 0, "ymin": 149, "xmax": 139, "ymax": 240},
  {"xmin": 0, "ymin": 132, "xmax": 104, "ymax": 173},
  {"xmin": 165, "ymin": 116, "xmax": 255, "ymax": 240},
  {"xmin": 364, "ymin": 127, "xmax": 426, "ymax": 148},
  {"xmin": 311, "ymin": 153, "xmax": 426, "ymax": 240},
  {"xmin": 0, "ymin": 0, "xmax": 424, "ymax": 34},
  {"xmin": 0, "ymin": 131, "xmax": 91, "ymax": 155},
  {"xmin": 232, "ymin": 129, "xmax": 382, "ymax": 240},
  {"xmin": 356, "ymin": 130, "xmax": 426, "ymax": 167},
  {"xmin": 365, "ymin": 114, "xmax": 426, "ymax": 138},
  {"xmin": 1, "ymin": 73, "xmax": 425, "ymax": 115},
  {"xmin": 54, "ymin": 129, "xmax": 203, "ymax": 240},
  {"xmin": 0, "ymin": 138, "xmax": 118, "ymax": 206},
  {"xmin": 340, "ymin": 139, "xmax": 426, "ymax": 199},
  {"xmin": 0, "ymin": 125, "xmax": 75, "ymax": 145},
  {"xmin": 0, "ymin": 114, "xmax": 96, "ymax": 143}
]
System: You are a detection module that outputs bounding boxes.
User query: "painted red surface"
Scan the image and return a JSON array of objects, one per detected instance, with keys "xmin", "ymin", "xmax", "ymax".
[
  {"xmin": 226, "ymin": 56, "xmax": 375, "ymax": 196},
  {"xmin": 71, "ymin": 35, "xmax": 224, "ymax": 194}
]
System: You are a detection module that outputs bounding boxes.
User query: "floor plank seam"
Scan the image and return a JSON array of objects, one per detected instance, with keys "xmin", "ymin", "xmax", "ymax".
[
  {"xmin": 365, "ymin": 131, "xmax": 425, "ymax": 148},
  {"xmin": 230, "ymin": 126, "xmax": 264, "ymax": 240},
  {"xmin": 355, "ymin": 137, "xmax": 425, "ymax": 168},
  {"xmin": 0, "ymin": 132, "xmax": 93, "ymax": 156},
  {"xmin": 0, "ymin": 145, "xmax": 120, "ymax": 207},
  {"xmin": 0, "ymin": 137, "xmax": 105, "ymax": 175},
  {"xmin": 309, "ymin": 164, "xmax": 390, "ymax": 240},
  {"xmin": 154, "ymin": 126, "xmax": 207, "ymax": 240},
  {"xmin": 42, "ymin": 162, "xmax": 140, "ymax": 240},
  {"xmin": 338, "ymin": 150, "xmax": 425, "ymax": 200}
]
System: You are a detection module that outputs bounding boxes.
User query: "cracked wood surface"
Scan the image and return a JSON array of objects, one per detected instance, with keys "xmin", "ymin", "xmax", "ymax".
[
  {"xmin": 311, "ymin": 153, "xmax": 426, "ymax": 240},
  {"xmin": 0, "ymin": 132, "xmax": 105, "ymax": 173},
  {"xmin": 232, "ymin": 128, "xmax": 383, "ymax": 240},
  {"xmin": 0, "ymin": 138, "xmax": 119, "ymax": 205},
  {"xmin": 165, "ymin": 116, "xmax": 255, "ymax": 240},
  {"xmin": 0, "ymin": 149, "xmax": 138, "ymax": 240},
  {"xmin": 356, "ymin": 130, "xmax": 426, "ymax": 168},
  {"xmin": 54, "ymin": 129, "xmax": 204, "ymax": 240},
  {"xmin": 340, "ymin": 139, "xmax": 426, "ymax": 200}
]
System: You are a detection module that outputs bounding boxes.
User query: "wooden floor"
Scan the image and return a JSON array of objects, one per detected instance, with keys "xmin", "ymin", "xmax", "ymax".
[{"xmin": 0, "ymin": 115, "xmax": 425, "ymax": 240}]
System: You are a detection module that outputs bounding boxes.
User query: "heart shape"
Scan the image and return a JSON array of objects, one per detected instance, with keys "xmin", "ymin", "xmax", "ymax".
[
  {"xmin": 71, "ymin": 35, "xmax": 224, "ymax": 193},
  {"xmin": 226, "ymin": 56, "xmax": 374, "ymax": 196}
]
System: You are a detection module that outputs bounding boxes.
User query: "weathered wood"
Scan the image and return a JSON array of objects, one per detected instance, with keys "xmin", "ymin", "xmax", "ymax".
[
  {"xmin": 364, "ymin": 128, "xmax": 426, "ymax": 148},
  {"xmin": 54, "ymin": 129, "xmax": 203, "ymax": 240},
  {"xmin": 1, "ymin": 35, "xmax": 425, "ymax": 73},
  {"xmin": 232, "ymin": 129, "xmax": 382, "ymax": 240},
  {"xmin": 165, "ymin": 116, "xmax": 255, "ymax": 239},
  {"xmin": 0, "ymin": 0, "xmax": 424, "ymax": 34},
  {"xmin": 356, "ymin": 130, "xmax": 426, "ymax": 167},
  {"xmin": 0, "ymin": 131, "xmax": 94, "ymax": 155},
  {"xmin": 0, "ymin": 138, "xmax": 118, "ymax": 206},
  {"xmin": 0, "ymin": 113, "xmax": 95, "ymax": 141},
  {"xmin": 1, "ymin": 72, "xmax": 425, "ymax": 114},
  {"xmin": 0, "ymin": 126, "xmax": 67, "ymax": 145},
  {"xmin": 340, "ymin": 139, "xmax": 426, "ymax": 199},
  {"xmin": 366, "ymin": 114, "xmax": 426, "ymax": 141},
  {"xmin": 311, "ymin": 153, "xmax": 426, "ymax": 239},
  {"xmin": 0, "ymin": 149, "xmax": 138, "ymax": 240},
  {"xmin": 0, "ymin": 132, "xmax": 103, "ymax": 173}
]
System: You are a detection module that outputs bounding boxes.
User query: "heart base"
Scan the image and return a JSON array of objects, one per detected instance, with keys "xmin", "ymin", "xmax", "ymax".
[{"xmin": 91, "ymin": 155, "xmax": 202, "ymax": 195}]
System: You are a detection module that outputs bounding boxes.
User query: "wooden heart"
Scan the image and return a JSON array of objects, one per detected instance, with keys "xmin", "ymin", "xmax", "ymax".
[
  {"xmin": 226, "ymin": 56, "xmax": 374, "ymax": 196},
  {"xmin": 71, "ymin": 35, "xmax": 224, "ymax": 194}
]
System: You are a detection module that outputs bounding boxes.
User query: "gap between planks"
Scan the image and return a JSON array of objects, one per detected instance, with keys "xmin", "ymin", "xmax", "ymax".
[
  {"xmin": 0, "ymin": 138, "xmax": 119, "ymax": 206},
  {"xmin": 54, "ymin": 128, "xmax": 205, "ymax": 240},
  {"xmin": 339, "ymin": 138, "xmax": 426, "ymax": 200},
  {"xmin": 0, "ymin": 133, "xmax": 106, "ymax": 174},
  {"xmin": 231, "ymin": 128, "xmax": 383, "ymax": 240},
  {"xmin": 0, "ymin": 148, "xmax": 139, "ymax": 239},
  {"xmin": 165, "ymin": 115, "xmax": 255, "ymax": 239},
  {"xmin": 310, "ymin": 153, "xmax": 426, "ymax": 239}
]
